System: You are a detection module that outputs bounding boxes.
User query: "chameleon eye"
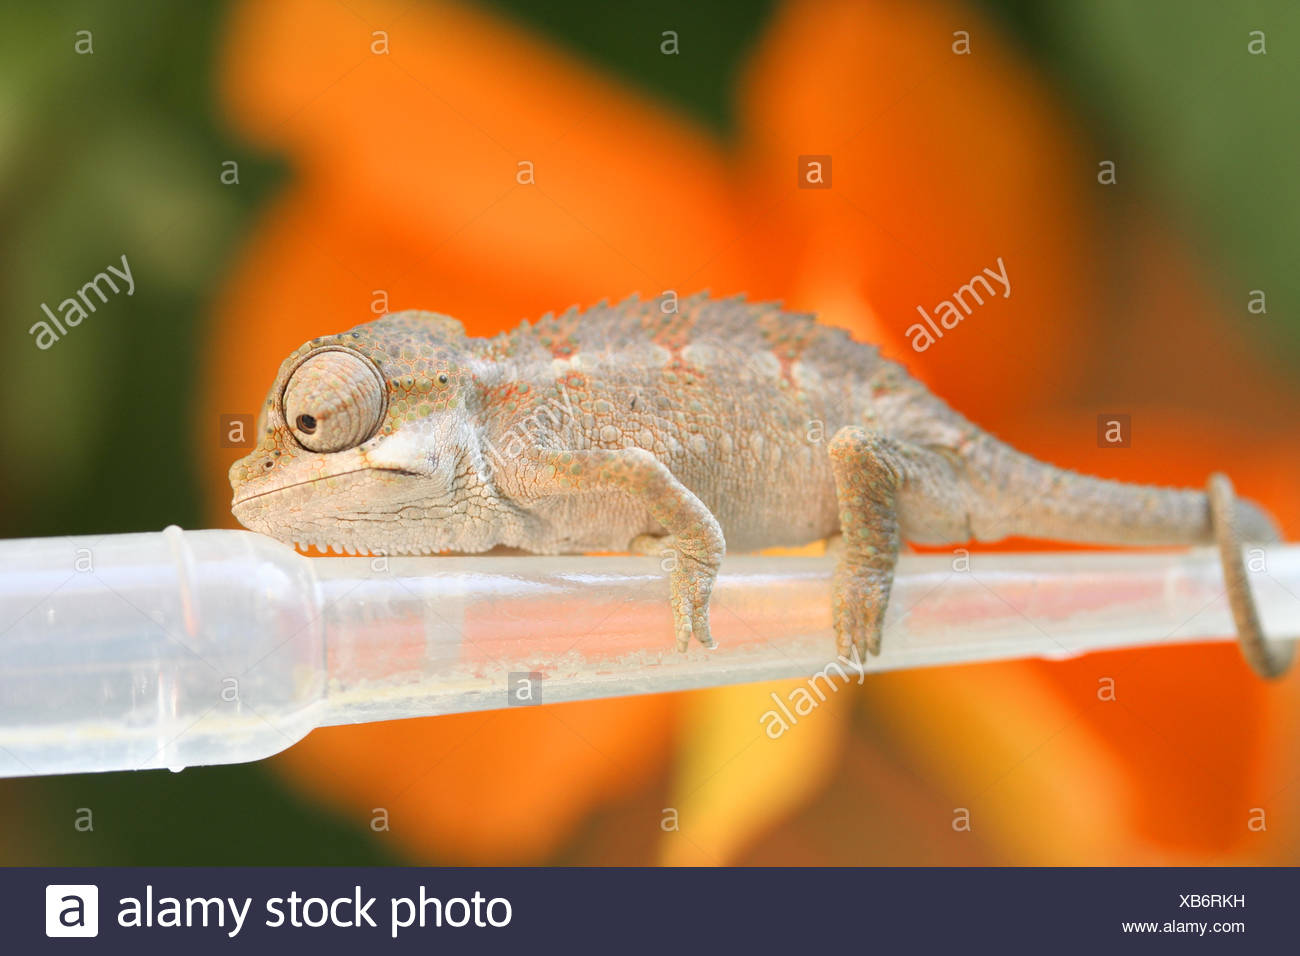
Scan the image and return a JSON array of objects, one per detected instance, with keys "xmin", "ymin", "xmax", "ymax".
[
  {"xmin": 282, "ymin": 350, "xmax": 386, "ymax": 453},
  {"xmin": 437, "ymin": 372, "xmax": 450, "ymax": 386}
]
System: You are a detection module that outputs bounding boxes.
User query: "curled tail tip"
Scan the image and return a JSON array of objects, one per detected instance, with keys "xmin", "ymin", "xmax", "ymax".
[
  {"xmin": 1206, "ymin": 472, "xmax": 1294, "ymax": 679},
  {"xmin": 1208, "ymin": 472, "xmax": 1281, "ymax": 544}
]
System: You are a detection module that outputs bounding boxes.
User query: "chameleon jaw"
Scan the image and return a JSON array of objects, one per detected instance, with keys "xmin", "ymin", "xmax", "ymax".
[
  {"xmin": 230, "ymin": 465, "xmax": 382, "ymax": 510},
  {"xmin": 231, "ymin": 461, "xmax": 499, "ymax": 558}
]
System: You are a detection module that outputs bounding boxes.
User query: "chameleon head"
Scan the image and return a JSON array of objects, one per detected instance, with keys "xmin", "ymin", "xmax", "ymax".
[{"xmin": 229, "ymin": 311, "xmax": 499, "ymax": 554}]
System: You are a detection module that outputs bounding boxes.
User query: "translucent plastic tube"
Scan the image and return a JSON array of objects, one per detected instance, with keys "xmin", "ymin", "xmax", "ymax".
[{"xmin": 0, "ymin": 527, "xmax": 1297, "ymax": 778}]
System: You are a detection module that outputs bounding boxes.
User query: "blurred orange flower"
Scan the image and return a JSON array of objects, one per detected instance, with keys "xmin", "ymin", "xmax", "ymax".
[{"xmin": 202, "ymin": 0, "xmax": 1300, "ymax": 864}]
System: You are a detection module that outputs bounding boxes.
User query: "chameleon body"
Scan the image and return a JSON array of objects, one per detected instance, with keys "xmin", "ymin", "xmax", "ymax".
[{"xmin": 229, "ymin": 294, "xmax": 1293, "ymax": 676}]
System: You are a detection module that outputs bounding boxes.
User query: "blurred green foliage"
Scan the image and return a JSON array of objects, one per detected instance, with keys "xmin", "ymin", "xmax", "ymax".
[
  {"xmin": 1060, "ymin": 0, "xmax": 1300, "ymax": 357},
  {"xmin": 0, "ymin": 0, "xmax": 1296, "ymax": 864},
  {"xmin": 0, "ymin": 1, "xmax": 273, "ymax": 540},
  {"xmin": 482, "ymin": 0, "xmax": 777, "ymax": 133},
  {"xmin": 0, "ymin": 0, "xmax": 376, "ymax": 865},
  {"xmin": 987, "ymin": 0, "xmax": 1300, "ymax": 361}
]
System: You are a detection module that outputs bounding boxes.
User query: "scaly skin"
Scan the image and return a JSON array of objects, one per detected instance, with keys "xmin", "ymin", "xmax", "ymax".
[{"xmin": 229, "ymin": 293, "xmax": 1292, "ymax": 675}]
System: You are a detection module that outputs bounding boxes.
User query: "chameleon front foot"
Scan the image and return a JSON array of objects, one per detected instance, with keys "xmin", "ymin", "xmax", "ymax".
[
  {"xmin": 516, "ymin": 445, "xmax": 726, "ymax": 653},
  {"xmin": 628, "ymin": 534, "xmax": 717, "ymax": 650},
  {"xmin": 669, "ymin": 578, "xmax": 715, "ymax": 651},
  {"xmin": 663, "ymin": 540, "xmax": 720, "ymax": 651}
]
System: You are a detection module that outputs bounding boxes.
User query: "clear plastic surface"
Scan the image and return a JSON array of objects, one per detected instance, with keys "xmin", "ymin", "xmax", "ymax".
[{"xmin": 1, "ymin": 527, "xmax": 1296, "ymax": 777}]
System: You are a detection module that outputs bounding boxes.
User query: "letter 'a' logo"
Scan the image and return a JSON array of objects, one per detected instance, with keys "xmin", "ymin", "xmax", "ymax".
[{"xmin": 46, "ymin": 885, "xmax": 99, "ymax": 937}]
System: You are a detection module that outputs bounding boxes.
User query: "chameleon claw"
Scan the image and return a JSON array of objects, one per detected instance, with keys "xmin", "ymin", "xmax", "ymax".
[
  {"xmin": 1207, "ymin": 472, "xmax": 1295, "ymax": 679},
  {"xmin": 672, "ymin": 603, "xmax": 716, "ymax": 651}
]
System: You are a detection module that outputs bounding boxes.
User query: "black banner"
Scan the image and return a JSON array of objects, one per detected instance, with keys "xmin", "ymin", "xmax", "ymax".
[{"xmin": 8, "ymin": 866, "xmax": 1295, "ymax": 953}]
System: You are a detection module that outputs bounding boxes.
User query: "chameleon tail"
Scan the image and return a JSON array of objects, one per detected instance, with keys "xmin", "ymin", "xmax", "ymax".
[
  {"xmin": 976, "ymin": 443, "xmax": 1278, "ymax": 547},
  {"xmin": 974, "ymin": 443, "xmax": 1293, "ymax": 679}
]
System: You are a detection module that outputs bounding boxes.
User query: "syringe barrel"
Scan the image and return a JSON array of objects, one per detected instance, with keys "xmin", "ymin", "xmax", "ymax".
[
  {"xmin": 2, "ymin": 527, "xmax": 1297, "ymax": 779},
  {"xmin": 0, "ymin": 528, "xmax": 324, "ymax": 777}
]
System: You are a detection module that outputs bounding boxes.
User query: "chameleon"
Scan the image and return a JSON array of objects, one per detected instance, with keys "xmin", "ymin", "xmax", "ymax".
[{"xmin": 228, "ymin": 293, "xmax": 1294, "ymax": 679}]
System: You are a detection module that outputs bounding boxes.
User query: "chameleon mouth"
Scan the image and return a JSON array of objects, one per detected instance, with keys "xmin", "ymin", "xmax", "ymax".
[
  {"xmin": 231, "ymin": 475, "xmax": 456, "ymax": 558},
  {"xmin": 230, "ymin": 467, "xmax": 376, "ymax": 507},
  {"xmin": 231, "ymin": 465, "xmax": 423, "ymax": 507}
]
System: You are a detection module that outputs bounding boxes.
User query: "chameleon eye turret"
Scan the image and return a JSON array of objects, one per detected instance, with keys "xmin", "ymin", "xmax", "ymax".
[{"xmin": 281, "ymin": 349, "xmax": 386, "ymax": 453}]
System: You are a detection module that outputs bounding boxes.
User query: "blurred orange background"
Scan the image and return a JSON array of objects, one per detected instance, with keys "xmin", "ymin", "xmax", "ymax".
[{"xmin": 2, "ymin": 0, "xmax": 1299, "ymax": 865}]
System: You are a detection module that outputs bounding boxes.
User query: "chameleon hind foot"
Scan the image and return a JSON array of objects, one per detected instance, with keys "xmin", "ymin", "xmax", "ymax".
[
  {"xmin": 1207, "ymin": 472, "xmax": 1295, "ymax": 679},
  {"xmin": 827, "ymin": 427, "xmax": 905, "ymax": 659}
]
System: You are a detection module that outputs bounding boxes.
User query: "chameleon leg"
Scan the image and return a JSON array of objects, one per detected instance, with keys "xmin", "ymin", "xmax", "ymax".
[
  {"xmin": 827, "ymin": 426, "xmax": 907, "ymax": 659},
  {"xmin": 1207, "ymin": 473, "xmax": 1295, "ymax": 679},
  {"xmin": 521, "ymin": 447, "xmax": 725, "ymax": 650}
]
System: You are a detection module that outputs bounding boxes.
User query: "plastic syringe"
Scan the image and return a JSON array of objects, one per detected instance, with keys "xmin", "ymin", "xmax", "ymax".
[{"xmin": 0, "ymin": 527, "xmax": 1296, "ymax": 778}]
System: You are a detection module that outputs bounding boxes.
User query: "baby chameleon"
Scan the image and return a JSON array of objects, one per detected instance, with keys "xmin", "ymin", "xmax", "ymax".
[{"xmin": 230, "ymin": 294, "xmax": 1294, "ymax": 679}]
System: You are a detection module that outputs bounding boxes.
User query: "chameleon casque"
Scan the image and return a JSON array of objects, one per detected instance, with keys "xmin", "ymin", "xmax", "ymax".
[{"xmin": 229, "ymin": 294, "xmax": 1293, "ymax": 679}]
